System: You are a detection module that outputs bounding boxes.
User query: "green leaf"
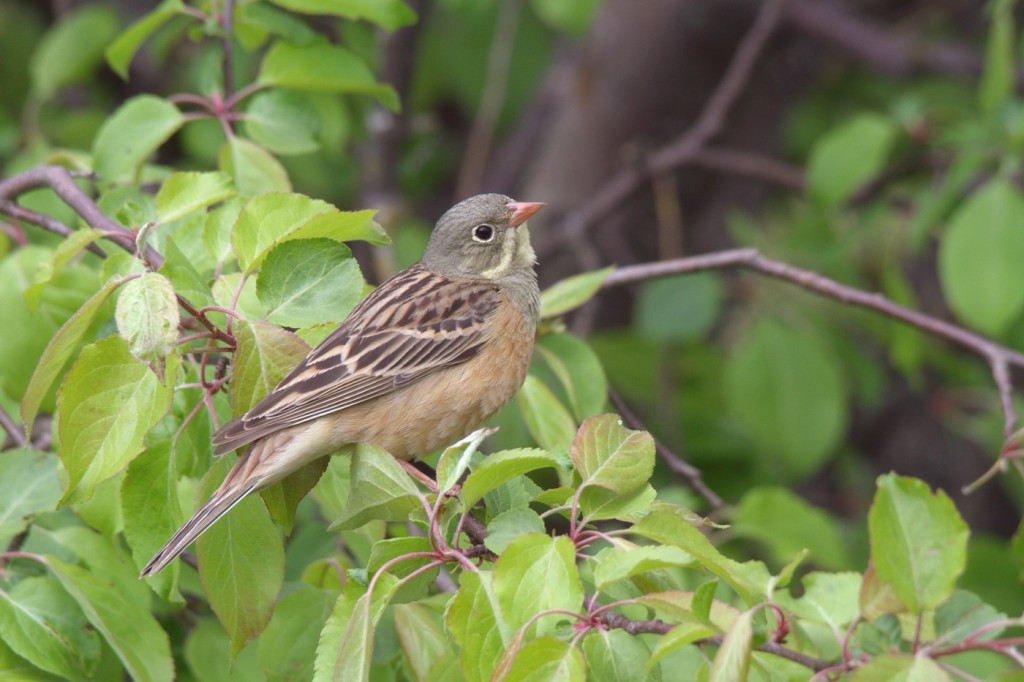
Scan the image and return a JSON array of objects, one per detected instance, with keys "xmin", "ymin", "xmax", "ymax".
[
  {"xmin": 393, "ymin": 602, "xmax": 458, "ymax": 682},
  {"xmin": 258, "ymin": 41, "xmax": 399, "ymax": 110},
  {"xmin": 105, "ymin": 0, "xmax": 186, "ymax": 79},
  {"xmin": 979, "ymin": 0, "xmax": 1015, "ymax": 116},
  {"xmin": 231, "ymin": 319, "xmax": 310, "ymax": 416},
  {"xmin": 780, "ymin": 571, "xmax": 860, "ymax": 635},
  {"xmin": 196, "ymin": 457, "xmax": 285, "ymax": 656},
  {"xmin": 21, "ymin": 275, "xmax": 124, "ymax": 433},
  {"xmin": 529, "ymin": 0, "xmax": 601, "ymax": 36},
  {"xmin": 0, "ymin": 450, "xmax": 61, "ymax": 546},
  {"xmin": 313, "ymin": 573, "xmax": 400, "ymax": 682},
  {"xmin": 579, "ymin": 484, "xmax": 656, "ymax": 523},
  {"xmin": 256, "ymin": 239, "xmax": 363, "ymax": 328},
  {"xmin": 868, "ymin": 474, "xmax": 969, "ymax": 612},
  {"xmin": 115, "ymin": 272, "xmax": 180, "ymax": 375},
  {"xmin": 233, "ymin": 193, "xmax": 386, "ymax": 274},
  {"xmin": 647, "ymin": 623, "xmax": 716, "ymax": 670},
  {"xmin": 501, "ymin": 637, "xmax": 585, "ymax": 682},
  {"xmin": 204, "ymin": 197, "xmax": 246, "ymax": 264},
  {"xmin": 23, "ymin": 228, "xmax": 107, "ymax": 311},
  {"xmin": 724, "ymin": 320, "xmax": 846, "ymax": 478},
  {"xmin": 535, "ymin": 333, "xmax": 608, "ymax": 420},
  {"xmin": 331, "ymin": 444, "xmax": 422, "ymax": 530},
  {"xmin": 446, "ymin": 571, "xmax": 513, "ymax": 682},
  {"xmin": 539, "ymin": 266, "xmax": 614, "ymax": 319},
  {"xmin": 733, "ymin": 486, "xmax": 847, "ymax": 570},
  {"xmin": 57, "ymin": 336, "xmax": 177, "ymax": 505},
  {"xmin": 243, "ymin": 90, "xmax": 322, "ymax": 155},
  {"xmin": 92, "ymin": 95, "xmax": 184, "ymax": 183},
  {"xmin": 461, "ymin": 448, "xmax": 563, "ymax": 508},
  {"xmin": 485, "ymin": 508, "xmax": 545, "ymax": 554},
  {"xmin": 184, "ymin": 617, "xmax": 265, "ymax": 682},
  {"xmin": 155, "ymin": 171, "xmax": 235, "ymax": 224},
  {"xmin": 49, "ymin": 559, "xmax": 173, "ymax": 682},
  {"xmin": 159, "ymin": 238, "xmax": 216, "ymax": 311},
  {"xmin": 266, "ymin": 0, "xmax": 416, "ymax": 30},
  {"xmin": 934, "ymin": 590, "xmax": 1005, "ymax": 645},
  {"xmin": 581, "ymin": 629, "xmax": 651, "ymax": 682},
  {"xmin": 435, "ymin": 427, "xmax": 493, "ymax": 495},
  {"xmin": 121, "ymin": 443, "xmax": 182, "ymax": 602},
  {"xmin": 367, "ymin": 537, "xmax": 438, "ymax": 603},
  {"xmin": 708, "ymin": 608, "xmax": 752, "ymax": 682},
  {"xmin": 938, "ymin": 178, "xmax": 1024, "ymax": 335},
  {"xmin": 494, "ymin": 534, "xmax": 583, "ymax": 635},
  {"xmin": 30, "ymin": 5, "xmax": 118, "ymax": 99},
  {"xmin": 807, "ymin": 113, "xmax": 897, "ymax": 207},
  {"xmin": 634, "ymin": 273, "xmax": 724, "ymax": 344},
  {"xmin": 594, "ymin": 545, "xmax": 693, "ymax": 591},
  {"xmin": 572, "ymin": 414, "xmax": 654, "ymax": 496},
  {"xmin": 218, "ymin": 137, "xmax": 292, "ymax": 197},
  {"xmin": 632, "ymin": 506, "xmax": 767, "ymax": 604},
  {"xmin": 850, "ymin": 654, "xmax": 951, "ymax": 681},
  {"xmin": 0, "ymin": 577, "xmax": 99, "ymax": 681},
  {"xmin": 517, "ymin": 375, "xmax": 576, "ymax": 451},
  {"xmin": 257, "ymin": 585, "xmax": 334, "ymax": 681}
]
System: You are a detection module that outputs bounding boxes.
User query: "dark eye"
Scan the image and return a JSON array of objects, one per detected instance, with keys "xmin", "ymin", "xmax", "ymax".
[{"xmin": 472, "ymin": 224, "xmax": 495, "ymax": 242}]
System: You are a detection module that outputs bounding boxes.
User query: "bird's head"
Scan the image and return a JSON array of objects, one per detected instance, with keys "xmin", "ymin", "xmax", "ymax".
[{"xmin": 423, "ymin": 193, "xmax": 544, "ymax": 282}]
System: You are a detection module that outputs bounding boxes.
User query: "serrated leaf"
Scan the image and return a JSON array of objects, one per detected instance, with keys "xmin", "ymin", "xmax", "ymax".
[
  {"xmin": 0, "ymin": 577, "xmax": 98, "ymax": 681},
  {"xmin": 331, "ymin": 444, "xmax": 422, "ymax": 530},
  {"xmin": 196, "ymin": 457, "xmax": 285, "ymax": 656},
  {"xmin": 579, "ymin": 484, "xmax": 656, "ymax": 523},
  {"xmin": 258, "ymin": 41, "xmax": 398, "ymax": 110},
  {"xmin": 572, "ymin": 414, "xmax": 654, "ymax": 495},
  {"xmin": 594, "ymin": 545, "xmax": 693, "ymax": 591},
  {"xmin": 21, "ymin": 275, "xmax": 124, "ymax": 433},
  {"xmin": 446, "ymin": 570, "xmax": 513, "ymax": 682},
  {"xmin": 115, "ymin": 272, "xmax": 180, "ymax": 374},
  {"xmin": 231, "ymin": 319, "xmax": 309, "ymax": 416},
  {"xmin": 494, "ymin": 534, "xmax": 583, "ymax": 635},
  {"xmin": 92, "ymin": 95, "xmax": 184, "ymax": 183},
  {"xmin": 393, "ymin": 602, "xmax": 457, "ymax": 682},
  {"xmin": 850, "ymin": 654, "xmax": 950, "ymax": 681},
  {"xmin": 0, "ymin": 450, "xmax": 61, "ymax": 546},
  {"xmin": 517, "ymin": 375, "xmax": 576, "ymax": 451},
  {"xmin": 219, "ymin": 137, "xmax": 292, "ymax": 197},
  {"xmin": 23, "ymin": 228, "xmax": 107, "ymax": 311},
  {"xmin": 232, "ymin": 193, "xmax": 386, "ymax": 273},
  {"xmin": 485, "ymin": 508, "xmax": 545, "ymax": 554},
  {"xmin": 938, "ymin": 178, "xmax": 1024, "ymax": 335},
  {"xmin": 500, "ymin": 636, "xmax": 585, "ymax": 682},
  {"xmin": 243, "ymin": 90, "xmax": 322, "ymax": 156},
  {"xmin": 868, "ymin": 475, "xmax": 968, "ymax": 612},
  {"xmin": 779, "ymin": 571, "xmax": 860, "ymax": 634},
  {"xmin": 934, "ymin": 590, "xmax": 1004, "ymax": 645},
  {"xmin": 724, "ymin": 320, "xmax": 846, "ymax": 478},
  {"xmin": 461, "ymin": 448, "xmax": 563, "ymax": 508},
  {"xmin": 637, "ymin": 591, "xmax": 741, "ymax": 633},
  {"xmin": 539, "ymin": 266, "xmax": 614, "ymax": 319},
  {"xmin": 313, "ymin": 573, "xmax": 400, "ymax": 682},
  {"xmin": 708, "ymin": 609, "xmax": 752, "ymax": 682},
  {"xmin": 155, "ymin": 171, "xmax": 235, "ymax": 224},
  {"xmin": 807, "ymin": 113, "xmax": 896, "ymax": 207},
  {"xmin": 105, "ymin": 0, "xmax": 185, "ymax": 79},
  {"xmin": 256, "ymin": 239, "xmax": 363, "ymax": 328},
  {"xmin": 183, "ymin": 617, "xmax": 264, "ymax": 682},
  {"xmin": 57, "ymin": 336, "xmax": 177, "ymax": 504},
  {"xmin": 257, "ymin": 585, "xmax": 334, "ymax": 681},
  {"xmin": 646, "ymin": 622, "xmax": 715, "ymax": 670},
  {"xmin": 267, "ymin": 0, "xmax": 416, "ymax": 30},
  {"xmin": 581, "ymin": 629, "xmax": 651, "ymax": 682},
  {"xmin": 49, "ymin": 559, "xmax": 173, "ymax": 682}
]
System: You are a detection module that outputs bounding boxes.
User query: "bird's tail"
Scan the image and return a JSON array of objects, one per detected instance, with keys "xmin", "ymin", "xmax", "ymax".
[{"xmin": 139, "ymin": 452, "xmax": 260, "ymax": 578}]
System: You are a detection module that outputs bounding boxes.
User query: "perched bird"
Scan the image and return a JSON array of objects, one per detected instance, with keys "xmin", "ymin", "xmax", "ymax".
[{"xmin": 141, "ymin": 194, "xmax": 543, "ymax": 577}]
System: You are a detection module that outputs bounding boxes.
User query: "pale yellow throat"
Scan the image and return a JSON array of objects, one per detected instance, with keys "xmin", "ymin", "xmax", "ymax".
[{"xmin": 480, "ymin": 226, "xmax": 535, "ymax": 280}]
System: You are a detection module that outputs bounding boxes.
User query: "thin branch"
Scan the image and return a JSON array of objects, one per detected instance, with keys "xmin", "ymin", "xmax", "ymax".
[
  {"xmin": 598, "ymin": 610, "xmax": 831, "ymax": 672},
  {"xmin": 609, "ymin": 389, "xmax": 723, "ymax": 510},
  {"xmin": 538, "ymin": 0, "xmax": 785, "ymax": 260},
  {"xmin": 689, "ymin": 148, "xmax": 806, "ymax": 191},
  {"xmin": 219, "ymin": 0, "xmax": 235, "ymax": 101},
  {"xmin": 602, "ymin": 249, "xmax": 1024, "ymax": 457},
  {"xmin": 455, "ymin": 0, "xmax": 522, "ymax": 197},
  {"xmin": 0, "ymin": 199, "xmax": 108, "ymax": 258},
  {"xmin": 0, "ymin": 404, "xmax": 26, "ymax": 449}
]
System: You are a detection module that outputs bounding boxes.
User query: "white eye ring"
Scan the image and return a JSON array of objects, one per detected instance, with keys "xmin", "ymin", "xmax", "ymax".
[{"xmin": 472, "ymin": 224, "xmax": 495, "ymax": 242}]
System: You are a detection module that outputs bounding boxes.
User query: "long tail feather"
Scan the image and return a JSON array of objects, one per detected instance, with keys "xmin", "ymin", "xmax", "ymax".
[{"xmin": 140, "ymin": 473, "xmax": 257, "ymax": 578}]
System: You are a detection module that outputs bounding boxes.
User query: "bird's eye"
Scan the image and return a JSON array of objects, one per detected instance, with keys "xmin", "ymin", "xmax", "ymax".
[{"xmin": 472, "ymin": 224, "xmax": 495, "ymax": 242}]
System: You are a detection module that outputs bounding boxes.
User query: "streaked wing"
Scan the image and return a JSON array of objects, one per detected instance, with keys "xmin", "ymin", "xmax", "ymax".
[{"xmin": 212, "ymin": 263, "xmax": 501, "ymax": 454}]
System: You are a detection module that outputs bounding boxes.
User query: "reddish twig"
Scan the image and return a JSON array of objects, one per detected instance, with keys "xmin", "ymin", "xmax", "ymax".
[
  {"xmin": 0, "ymin": 199, "xmax": 108, "ymax": 258},
  {"xmin": 602, "ymin": 249, "xmax": 1024, "ymax": 465},
  {"xmin": 538, "ymin": 0, "xmax": 785, "ymax": 260},
  {"xmin": 0, "ymin": 404, "xmax": 26, "ymax": 449}
]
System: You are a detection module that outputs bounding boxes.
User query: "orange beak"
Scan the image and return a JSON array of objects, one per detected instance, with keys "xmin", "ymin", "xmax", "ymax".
[{"xmin": 507, "ymin": 201, "xmax": 545, "ymax": 227}]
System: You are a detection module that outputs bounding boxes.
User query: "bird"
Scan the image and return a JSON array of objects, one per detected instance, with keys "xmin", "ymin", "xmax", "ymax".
[{"xmin": 140, "ymin": 194, "xmax": 543, "ymax": 577}]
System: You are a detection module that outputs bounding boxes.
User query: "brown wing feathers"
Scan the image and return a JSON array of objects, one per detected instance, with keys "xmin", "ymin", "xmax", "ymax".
[{"xmin": 211, "ymin": 264, "xmax": 500, "ymax": 455}]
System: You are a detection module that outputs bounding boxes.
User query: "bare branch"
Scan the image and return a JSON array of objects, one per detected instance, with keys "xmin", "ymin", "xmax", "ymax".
[
  {"xmin": 0, "ymin": 199, "xmax": 108, "ymax": 258},
  {"xmin": 538, "ymin": 0, "xmax": 786, "ymax": 260},
  {"xmin": 0, "ymin": 404, "xmax": 26, "ymax": 449}
]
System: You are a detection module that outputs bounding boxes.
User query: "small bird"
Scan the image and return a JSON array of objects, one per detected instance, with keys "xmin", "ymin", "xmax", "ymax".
[{"xmin": 141, "ymin": 194, "xmax": 543, "ymax": 577}]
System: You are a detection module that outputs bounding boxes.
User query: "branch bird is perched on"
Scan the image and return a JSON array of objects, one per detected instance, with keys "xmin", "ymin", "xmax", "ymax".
[{"xmin": 141, "ymin": 194, "xmax": 544, "ymax": 577}]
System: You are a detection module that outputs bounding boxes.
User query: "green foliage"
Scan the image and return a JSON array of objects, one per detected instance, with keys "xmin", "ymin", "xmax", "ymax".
[{"xmin": 0, "ymin": 1, "xmax": 1021, "ymax": 680}]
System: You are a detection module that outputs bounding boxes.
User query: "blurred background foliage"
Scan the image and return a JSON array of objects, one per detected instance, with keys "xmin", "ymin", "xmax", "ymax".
[{"xmin": 2, "ymin": 0, "xmax": 1024, "ymax": 671}]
